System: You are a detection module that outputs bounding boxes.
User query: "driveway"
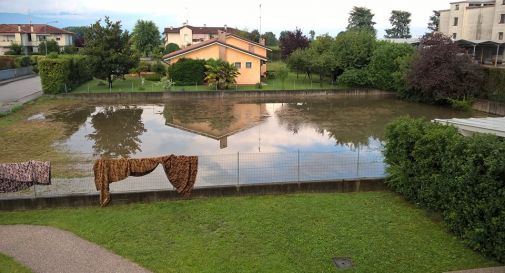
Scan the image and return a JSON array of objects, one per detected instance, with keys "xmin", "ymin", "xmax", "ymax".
[
  {"xmin": 0, "ymin": 225, "xmax": 152, "ymax": 273},
  {"xmin": 0, "ymin": 76, "xmax": 42, "ymax": 112}
]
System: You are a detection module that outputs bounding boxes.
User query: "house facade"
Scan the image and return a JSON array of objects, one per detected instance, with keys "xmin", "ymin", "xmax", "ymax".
[
  {"xmin": 162, "ymin": 31, "xmax": 270, "ymax": 85},
  {"xmin": 163, "ymin": 24, "xmax": 238, "ymax": 48},
  {"xmin": 0, "ymin": 24, "xmax": 74, "ymax": 55},
  {"xmin": 439, "ymin": 0, "xmax": 505, "ymax": 41}
]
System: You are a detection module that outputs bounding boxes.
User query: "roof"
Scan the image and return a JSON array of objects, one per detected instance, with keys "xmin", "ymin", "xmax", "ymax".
[
  {"xmin": 434, "ymin": 117, "xmax": 505, "ymax": 137},
  {"xmin": 380, "ymin": 38, "xmax": 420, "ymax": 45},
  {"xmin": 449, "ymin": 0, "xmax": 494, "ymax": 4},
  {"xmin": 0, "ymin": 24, "xmax": 73, "ymax": 34},
  {"xmin": 454, "ymin": 39, "xmax": 505, "ymax": 46},
  {"xmin": 226, "ymin": 34, "xmax": 272, "ymax": 51},
  {"xmin": 162, "ymin": 38, "xmax": 268, "ymax": 61},
  {"xmin": 163, "ymin": 25, "xmax": 238, "ymax": 35}
]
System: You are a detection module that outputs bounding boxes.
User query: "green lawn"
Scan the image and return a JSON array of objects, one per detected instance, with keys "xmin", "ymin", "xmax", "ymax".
[
  {"xmin": 0, "ymin": 192, "xmax": 498, "ymax": 273},
  {"xmin": 0, "ymin": 253, "xmax": 32, "ymax": 273},
  {"xmin": 71, "ymin": 61, "xmax": 338, "ymax": 93}
]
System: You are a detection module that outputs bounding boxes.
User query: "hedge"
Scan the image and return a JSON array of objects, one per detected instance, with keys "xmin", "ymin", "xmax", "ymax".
[
  {"xmin": 483, "ymin": 68, "xmax": 505, "ymax": 102},
  {"xmin": 38, "ymin": 55, "xmax": 92, "ymax": 94},
  {"xmin": 167, "ymin": 58, "xmax": 206, "ymax": 85},
  {"xmin": 384, "ymin": 117, "xmax": 505, "ymax": 262},
  {"xmin": 0, "ymin": 56, "xmax": 16, "ymax": 70}
]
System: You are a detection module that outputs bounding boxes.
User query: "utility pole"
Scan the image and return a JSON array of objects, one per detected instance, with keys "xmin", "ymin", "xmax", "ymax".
[{"xmin": 259, "ymin": 4, "xmax": 262, "ymax": 35}]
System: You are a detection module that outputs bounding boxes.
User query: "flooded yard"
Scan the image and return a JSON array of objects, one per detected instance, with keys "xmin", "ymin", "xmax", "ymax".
[{"xmin": 0, "ymin": 94, "xmax": 486, "ymax": 198}]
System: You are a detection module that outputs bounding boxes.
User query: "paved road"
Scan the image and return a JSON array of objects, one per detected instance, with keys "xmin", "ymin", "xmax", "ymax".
[
  {"xmin": 0, "ymin": 225, "xmax": 152, "ymax": 273},
  {"xmin": 0, "ymin": 76, "xmax": 42, "ymax": 112}
]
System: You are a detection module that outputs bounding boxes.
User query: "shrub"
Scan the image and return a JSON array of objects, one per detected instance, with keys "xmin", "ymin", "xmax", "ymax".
[
  {"xmin": 38, "ymin": 55, "xmax": 92, "ymax": 93},
  {"xmin": 151, "ymin": 61, "xmax": 166, "ymax": 75},
  {"xmin": 38, "ymin": 58, "xmax": 70, "ymax": 94},
  {"xmin": 144, "ymin": 73, "xmax": 161, "ymax": 81},
  {"xmin": 138, "ymin": 61, "xmax": 151, "ymax": 73},
  {"xmin": 163, "ymin": 43, "xmax": 180, "ymax": 54},
  {"xmin": 483, "ymin": 68, "xmax": 505, "ymax": 102},
  {"xmin": 6, "ymin": 42, "xmax": 22, "ymax": 55},
  {"xmin": 38, "ymin": 40, "xmax": 60, "ymax": 54},
  {"xmin": 0, "ymin": 56, "xmax": 16, "ymax": 70},
  {"xmin": 63, "ymin": 45, "xmax": 78, "ymax": 54},
  {"xmin": 14, "ymin": 56, "xmax": 31, "ymax": 67},
  {"xmin": 337, "ymin": 68, "xmax": 370, "ymax": 87},
  {"xmin": 384, "ymin": 117, "xmax": 505, "ymax": 262},
  {"xmin": 167, "ymin": 58, "xmax": 206, "ymax": 85}
]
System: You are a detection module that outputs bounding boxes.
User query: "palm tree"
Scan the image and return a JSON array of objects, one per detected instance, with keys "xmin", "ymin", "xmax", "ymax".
[{"xmin": 204, "ymin": 59, "xmax": 240, "ymax": 90}]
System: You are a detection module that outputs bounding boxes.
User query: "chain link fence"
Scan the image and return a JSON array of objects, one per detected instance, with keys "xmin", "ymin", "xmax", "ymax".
[{"xmin": 0, "ymin": 147, "xmax": 384, "ymax": 200}]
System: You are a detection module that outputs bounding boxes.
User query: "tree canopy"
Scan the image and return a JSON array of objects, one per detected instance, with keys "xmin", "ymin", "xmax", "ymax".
[
  {"xmin": 428, "ymin": 10, "xmax": 440, "ymax": 32},
  {"xmin": 279, "ymin": 28, "xmax": 310, "ymax": 59},
  {"xmin": 261, "ymin": 32, "xmax": 278, "ymax": 46},
  {"xmin": 385, "ymin": 10, "xmax": 412, "ymax": 39},
  {"xmin": 63, "ymin": 26, "xmax": 88, "ymax": 47},
  {"xmin": 131, "ymin": 20, "xmax": 161, "ymax": 57},
  {"xmin": 82, "ymin": 17, "xmax": 138, "ymax": 87},
  {"xmin": 347, "ymin": 7, "xmax": 376, "ymax": 34}
]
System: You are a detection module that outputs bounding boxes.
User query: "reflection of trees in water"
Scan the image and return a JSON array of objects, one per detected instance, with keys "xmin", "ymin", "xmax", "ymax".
[
  {"xmin": 163, "ymin": 100, "xmax": 236, "ymax": 131},
  {"xmin": 275, "ymin": 98, "xmax": 396, "ymax": 147},
  {"xmin": 86, "ymin": 106, "xmax": 146, "ymax": 157},
  {"xmin": 46, "ymin": 106, "xmax": 96, "ymax": 136}
]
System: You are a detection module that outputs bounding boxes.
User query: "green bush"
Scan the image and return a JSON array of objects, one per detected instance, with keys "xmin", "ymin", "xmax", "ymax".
[
  {"xmin": 483, "ymin": 68, "xmax": 505, "ymax": 102},
  {"xmin": 38, "ymin": 58, "xmax": 70, "ymax": 94},
  {"xmin": 367, "ymin": 41, "xmax": 414, "ymax": 91},
  {"xmin": 151, "ymin": 62, "xmax": 166, "ymax": 75},
  {"xmin": 167, "ymin": 58, "xmax": 206, "ymax": 85},
  {"xmin": 337, "ymin": 68, "xmax": 370, "ymax": 87},
  {"xmin": 144, "ymin": 73, "xmax": 161, "ymax": 81},
  {"xmin": 384, "ymin": 117, "xmax": 505, "ymax": 262},
  {"xmin": 38, "ymin": 55, "xmax": 92, "ymax": 93},
  {"xmin": 14, "ymin": 56, "xmax": 31, "ymax": 67},
  {"xmin": 0, "ymin": 56, "xmax": 16, "ymax": 70}
]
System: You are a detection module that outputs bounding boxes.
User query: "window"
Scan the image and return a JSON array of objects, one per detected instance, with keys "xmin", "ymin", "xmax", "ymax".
[
  {"xmin": 503, "ymin": 0, "xmax": 505, "ymax": 5},
  {"xmin": 500, "ymin": 32, "xmax": 504, "ymax": 40},
  {"xmin": 455, "ymin": 4, "xmax": 459, "ymax": 10},
  {"xmin": 246, "ymin": 62, "xmax": 252, "ymax": 69},
  {"xmin": 501, "ymin": 14, "xmax": 505, "ymax": 24},
  {"xmin": 27, "ymin": 34, "xmax": 32, "ymax": 42},
  {"xmin": 452, "ymin": 33, "xmax": 457, "ymax": 39},
  {"xmin": 453, "ymin": 17, "xmax": 459, "ymax": 26},
  {"xmin": 56, "ymin": 37, "xmax": 60, "ymax": 41},
  {"xmin": 234, "ymin": 62, "xmax": 241, "ymax": 69}
]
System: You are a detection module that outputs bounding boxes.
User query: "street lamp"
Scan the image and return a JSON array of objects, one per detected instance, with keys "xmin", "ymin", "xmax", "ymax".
[{"xmin": 44, "ymin": 21, "xmax": 58, "ymax": 55}]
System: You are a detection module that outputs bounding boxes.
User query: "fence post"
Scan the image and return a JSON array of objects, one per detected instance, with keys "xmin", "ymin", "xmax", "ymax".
[
  {"xmin": 356, "ymin": 145, "xmax": 360, "ymax": 177},
  {"xmin": 64, "ymin": 83, "xmax": 67, "ymax": 93},
  {"xmin": 87, "ymin": 83, "xmax": 90, "ymax": 93},
  {"xmin": 195, "ymin": 82, "xmax": 198, "ymax": 91},
  {"xmin": 297, "ymin": 150, "xmax": 300, "ymax": 188},
  {"xmin": 237, "ymin": 152, "xmax": 240, "ymax": 191},
  {"xmin": 131, "ymin": 82, "xmax": 133, "ymax": 92}
]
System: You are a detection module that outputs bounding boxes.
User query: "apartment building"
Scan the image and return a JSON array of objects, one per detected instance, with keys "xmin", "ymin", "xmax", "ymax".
[
  {"xmin": 163, "ymin": 23, "xmax": 238, "ymax": 48},
  {"xmin": 0, "ymin": 24, "xmax": 74, "ymax": 55},
  {"xmin": 439, "ymin": 0, "xmax": 505, "ymax": 41}
]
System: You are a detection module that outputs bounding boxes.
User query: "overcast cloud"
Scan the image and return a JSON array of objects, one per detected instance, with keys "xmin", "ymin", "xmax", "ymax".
[{"xmin": 0, "ymin": 0, "xmax": 450, "ymax": 37}]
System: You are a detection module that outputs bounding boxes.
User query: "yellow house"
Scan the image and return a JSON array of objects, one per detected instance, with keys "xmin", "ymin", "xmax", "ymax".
[{"xmin": 162, "ymin": 31, "xmax": 270, "ymax": 85}]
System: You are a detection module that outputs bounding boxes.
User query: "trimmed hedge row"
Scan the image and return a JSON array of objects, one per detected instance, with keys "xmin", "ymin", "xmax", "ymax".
[
  {"xmin": 167, "ymin": 58, "xmax": 206, "ymax": 85},
  {"xmin": 38, "ymin": 55, "xmax": 92, "ymax": 94},
  {"xmin": 384, "ymin": 117, "xmax": 505, "ymax": 262},
  {"xmin": 483, "ymin": 68, "xmax": 505, "ymax": 103}
]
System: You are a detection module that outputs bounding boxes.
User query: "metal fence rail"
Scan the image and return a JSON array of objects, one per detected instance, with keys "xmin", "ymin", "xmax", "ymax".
[{"xmin": 0, "ymin": 148, "xmax": 385, "ymax": 200}]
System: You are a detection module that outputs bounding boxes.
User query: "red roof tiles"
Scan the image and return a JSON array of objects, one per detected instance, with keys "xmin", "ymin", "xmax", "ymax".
[{"xmin": 0, "ymin": 24, "xmax": 73, "ymax": 34}]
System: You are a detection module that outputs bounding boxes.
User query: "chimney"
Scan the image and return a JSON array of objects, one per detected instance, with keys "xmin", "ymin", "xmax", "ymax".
[
  {"xmin": 217, "ymin": 30, "xmax": 226, "ymax": 42},
  {"xmin": 170, "ymin": 26, "xmax": 173, "ymax": 30},
  {"xmin": 30, "ymin": 25, "xmax": 34, "ymax": 32},
  {"xmin": 17, "ymin": 25, "xmax": 21, "ymax": 32},
  {"xmin": 224, "ymin": 24, "xmax": 227, "ymax": 32},
  {"xmin": 259, "ymin": 38, "xmax": 265, "ymax": 46},
  {"xmin": 204, "ymin": 24, "xmax": 206, "ymax": 28},
  {"xmin": 182, "ymin": 22, "xmax": 187, "ymax": 26}
]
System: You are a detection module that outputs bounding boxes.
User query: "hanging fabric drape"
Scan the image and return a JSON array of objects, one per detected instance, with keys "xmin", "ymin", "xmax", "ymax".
[
  {"xmin": 93, "ymin": 155, "xmax": 198, "ymax": 207},
  {"xmin": 0, "ymin": 160, "xmax": 51, "ymax": 193}
]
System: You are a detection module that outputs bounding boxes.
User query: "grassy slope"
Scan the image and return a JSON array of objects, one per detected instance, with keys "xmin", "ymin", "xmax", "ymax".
[
  {"xmin": 0, "ymin": 97, "xmax": 91, "ymax": 177},
  {"xmin": 0, "ymin": 254, "xmax": 32, "ymax": 273},
  {"xmin": 0, "ymin": 192, "xmax": 498, "ymax": 273},
  {"xmin": 72, "ymin": 62, "xmax": 338, "ymax": 93}
]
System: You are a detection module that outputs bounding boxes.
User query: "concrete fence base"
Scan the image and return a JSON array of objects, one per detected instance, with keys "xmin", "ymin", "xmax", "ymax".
[
  {"xmin": 58, "ymin": 89, "xmax": 394, "ymax": 100},
  {"xmin": 473, "ymin": 99, "xmax": 505, "ymax": 116},
  {"xmin": 0, "ymin": 178, "xmax": 386, "ymax": 211}
]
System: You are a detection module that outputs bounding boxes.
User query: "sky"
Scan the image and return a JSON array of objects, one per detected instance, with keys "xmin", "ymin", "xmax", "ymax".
[{"xmin": 0, "ymin": 0, "xmax": 450, "ymax": 37}]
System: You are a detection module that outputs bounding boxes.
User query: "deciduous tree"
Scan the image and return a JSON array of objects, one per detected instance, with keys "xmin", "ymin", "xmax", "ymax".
[
  {"xmin": 406, "ymin": 33, "xmax": 484, "ymax": 102},
  {"xmin": 279, "ymin": 28, "xmax": 310, "ymax": 59},
  {"xmin": 131, "ymin": 20, "xmax": 161, "ymax": 57},
  {"xmin": 428, "ymin": 11, "xmax": 440, "ymax": 32},
  {"xmin": 261, "ymin": 32, "xmax": 278, "ymax": 46},
  {"xmin": 82, "ymin": 17, "xmax": 138, "ymax": 88}
]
